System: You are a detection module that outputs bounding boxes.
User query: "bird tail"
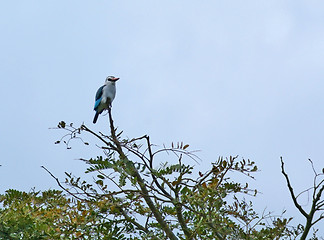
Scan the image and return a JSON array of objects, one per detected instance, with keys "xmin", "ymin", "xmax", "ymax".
[{"xmin": 93, "ymin": 112, "xmax": 99, "ymax": 124}]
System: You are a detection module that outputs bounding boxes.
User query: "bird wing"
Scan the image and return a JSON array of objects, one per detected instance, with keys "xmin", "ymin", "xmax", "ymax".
[{"xmin": 94, "ymin": 85, "xmax": 105, "ymax": 110}]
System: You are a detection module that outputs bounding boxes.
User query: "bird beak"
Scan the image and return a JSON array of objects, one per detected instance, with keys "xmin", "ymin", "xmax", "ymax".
[{"xmin": 112, "ymin": 77, "xmax": 120, "ymax": 81}]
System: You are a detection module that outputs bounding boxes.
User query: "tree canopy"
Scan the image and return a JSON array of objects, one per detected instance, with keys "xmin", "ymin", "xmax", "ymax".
[{"xmin": 1, "ymin": 109, "xmax": 323, "ymax": 239}]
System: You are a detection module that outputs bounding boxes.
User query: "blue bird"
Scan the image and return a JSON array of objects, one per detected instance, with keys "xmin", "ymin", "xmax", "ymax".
[{"xmin": 93, "ymin": 76, "xmax": 119, "ymax": 124}]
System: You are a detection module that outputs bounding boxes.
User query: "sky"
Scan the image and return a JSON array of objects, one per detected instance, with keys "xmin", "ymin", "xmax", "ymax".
[{"xmin": 1, "ymin": 0, "xmax": 324, "ymax": 236}]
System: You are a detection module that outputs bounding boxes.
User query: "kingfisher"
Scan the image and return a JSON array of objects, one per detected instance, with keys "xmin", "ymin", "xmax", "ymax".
[{"xmin": 93, "ymin": 76, "xmax": 119, "ymax": 124}]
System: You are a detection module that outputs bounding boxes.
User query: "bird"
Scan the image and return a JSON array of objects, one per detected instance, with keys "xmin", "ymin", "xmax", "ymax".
[{"xmin": 93, "ymin": 76, "xmax": 119, "ymax": 124}]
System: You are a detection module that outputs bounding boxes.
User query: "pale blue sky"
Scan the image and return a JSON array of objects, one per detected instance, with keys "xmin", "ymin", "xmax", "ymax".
[{"xmin": 1, "ymin": 1, "xmax": 324, "ymax": 235}]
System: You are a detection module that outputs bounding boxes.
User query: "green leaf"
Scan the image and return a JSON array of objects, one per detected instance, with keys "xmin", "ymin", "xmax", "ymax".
[
  {"xmin": 97, "ymin": 174, "xmax": 105, "ymax": 179},
  {"xmin": 96, "ymin": 180, "xmax": 103, "ymax": 186},
  {"xmin": 58, "ymin": 121, "xmax": 66, "ymax": 128}
]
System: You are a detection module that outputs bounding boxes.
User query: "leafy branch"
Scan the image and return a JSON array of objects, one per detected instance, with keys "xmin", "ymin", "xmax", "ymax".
[{"xmin": 43, "ymin": 110, "xmax": 308, "ymax": 239}]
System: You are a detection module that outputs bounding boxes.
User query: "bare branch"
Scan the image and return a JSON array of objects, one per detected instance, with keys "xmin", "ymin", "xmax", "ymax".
[{"xmin": 280, "ymin": 158, "xmax": 308, "ymax": 218}]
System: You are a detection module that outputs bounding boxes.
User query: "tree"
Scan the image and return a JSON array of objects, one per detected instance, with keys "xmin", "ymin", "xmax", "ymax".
[
  {"xmin": 1, "ymin": 108, "xmax": 323, "ymax": 239},
  {"xmin": 0, "ymin": 189, "xmax": 126, "ymax": 239},
  {"xmin": 281, "ymin": 158, "xmax": 324, "ymax": 240},
  {"xmin": 46, "ymin": 108, "xmax": 309, "ymax": 239}
]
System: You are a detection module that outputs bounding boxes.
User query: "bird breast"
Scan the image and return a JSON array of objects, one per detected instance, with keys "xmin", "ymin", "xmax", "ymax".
[{"xmin": 102, "ymin": 83, "xmax": 116, "ymax": 104}]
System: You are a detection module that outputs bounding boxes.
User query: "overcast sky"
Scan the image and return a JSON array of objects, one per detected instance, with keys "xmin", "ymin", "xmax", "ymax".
[{"xmin": 1, "ymin": 1, "xmax": 324, "ymax": 236}]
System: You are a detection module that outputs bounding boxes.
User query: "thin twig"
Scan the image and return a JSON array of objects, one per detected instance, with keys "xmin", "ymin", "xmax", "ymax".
[{"xmin": 41, "ymin": 166, "xmax": 84, "ymax": 201}]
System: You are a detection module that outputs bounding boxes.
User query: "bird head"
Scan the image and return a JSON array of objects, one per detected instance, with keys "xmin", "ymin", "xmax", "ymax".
[{"xmin": 105, "ymin": 76, "xmax": 120, "ymax": 83}]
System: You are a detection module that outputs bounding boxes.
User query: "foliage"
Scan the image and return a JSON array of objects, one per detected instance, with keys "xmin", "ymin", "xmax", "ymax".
[
  {"xmin": 0, "ymin": 189, "xmax": 125, "ymax": 239},
  {"xmin": 47, "ymin": 111, "xmax": 311, "ymax": 239},
  {"xmin": 1, "ymin": 109, "xmax": 323, "ymax": 239}
]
